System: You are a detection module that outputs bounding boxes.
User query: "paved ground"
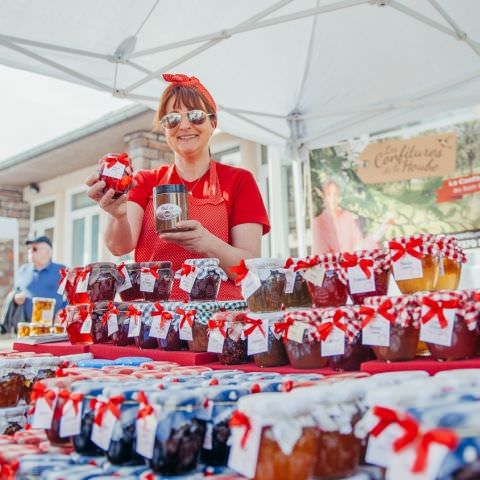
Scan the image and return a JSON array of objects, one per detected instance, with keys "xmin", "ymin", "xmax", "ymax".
[{"xmin": 0, "ymin": 333, "xmax": 15, "ymax": 350}]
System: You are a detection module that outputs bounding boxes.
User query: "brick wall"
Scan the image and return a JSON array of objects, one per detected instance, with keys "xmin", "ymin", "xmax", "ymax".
[{"xmin": 0, "ymin": 186, "xmax": 30, "ymax": 312}]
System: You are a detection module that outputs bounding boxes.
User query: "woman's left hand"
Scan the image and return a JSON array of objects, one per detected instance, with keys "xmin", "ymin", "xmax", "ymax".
[{"xmin": 160, "ymin": 220, "xmax": 216, "ymax": 254}]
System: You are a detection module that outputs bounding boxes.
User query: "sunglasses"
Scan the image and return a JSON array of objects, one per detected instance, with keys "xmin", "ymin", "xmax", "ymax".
[
  {"xmin": 160, "ymin": 109, "xmax": 215, "ymax": 129},
  {"xmin": 28, "ymin": 246, "xmax": 38, "ymax": 252}
]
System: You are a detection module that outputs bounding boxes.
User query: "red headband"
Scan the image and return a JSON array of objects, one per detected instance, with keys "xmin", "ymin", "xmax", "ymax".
[{"xmin": 162, "ymin": 73, "xmax": 216, "ymax": 113}]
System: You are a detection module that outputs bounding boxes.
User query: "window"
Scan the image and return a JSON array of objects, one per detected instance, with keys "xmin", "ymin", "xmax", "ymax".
[
  {"xmin": 31, "ymin": 200, "xmax": 55, "ymax": 243},
  {"xmin": 212, "ymin": 147, "xmax": 241, "ymax": 167},
  {"xmin": 69, "ymin": 190, "xmax": 100, "ymax": 266}
]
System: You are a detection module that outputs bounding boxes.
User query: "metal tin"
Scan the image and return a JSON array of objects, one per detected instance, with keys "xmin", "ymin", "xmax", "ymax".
[{"xmin": 153, "ymin": 184, "xmax": 188, "ymax": 233}]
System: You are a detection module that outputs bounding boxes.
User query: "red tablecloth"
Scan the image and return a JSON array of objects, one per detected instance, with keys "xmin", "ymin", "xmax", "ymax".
[{"xmin": 13, "ymin": 341, "xmax": 90, "ymax": 355}]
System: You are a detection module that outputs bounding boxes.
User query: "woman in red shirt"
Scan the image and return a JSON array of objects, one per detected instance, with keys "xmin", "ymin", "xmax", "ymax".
[{"xmin": 86, "ymin": 73, "xmax": 270, "ymax": 299}]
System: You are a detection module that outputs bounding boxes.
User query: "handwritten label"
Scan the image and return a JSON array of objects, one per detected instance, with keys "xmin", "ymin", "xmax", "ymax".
[
  {"xmin": 208, "ymin": 329, "xmax": 225, "ymax": 353},
  {"xmin": 179, "ymin": 319, "xmax": 194, "ymax": 341},
  {"xmin": 91, "ymin": 408, "xmax": 116, "ymax": 451},
  {"xmin": 140, "ymin": 271, "xmax": 155, "ymax": 292},
  {"xmin": 180, "ymin": 270, "xmax": 199, "ymax": 293},
  {"xmin": 366, "ymin": 423, "xmax": 404, "ymax": 468},
  {"xmin": 102, "ymin": 161, "xmax": 125, "ymax": 179},
  {"xmin": 303, "ymin": 266, "xmax": 326, "ymax": 286},
  {"xmin": 149, "ymin": 317, "xmax": 171, "ymax": 339},
  {"xmin": 59, "ymin": 400, "xmax": 83, "ymax": 437},
  {"xmin": 321, "ymin": 326, "xmax": 345, "ymax": 356},
  {"xmin": 80, "ymin": 314, "xmax": 92, "ymax": 334},
  {"xmin": 76, "ymin": 272, "xmax": 90, "ymax": 293},
  {"xmin": 241, "ymin": 271, "xmax": 262, "ymax": 299},
  {"xmin": 247, "ymin": 320, "xmax": 269, "ymax": 355},
  {"xmin": 31, "ymin": 395, "xmax": 57, "ymax": 429},
  {"xmin": 107, "ymin": 314, "xmax": 118, "ymax": 336},
  {"xmin": 287, "ymin": 322, "xmax": 306, "ymax": 344},
  {"xmin": 284, "ymin": 270, "xmax": 296, "ymax": 294},
  {"xmin": 392, "ymin": 253, "xmax": 423, "ymax": 281},
  {"xmin": 420, "ymin": 307, "xmax": 455, "ymax": 347},
  {"xmin": 117, "ymin": 265, "xmax": 132, "ymax": 293},
  {"xmin": 127, "ymin": 315, "xmax": 142, "ymax": 338},
  {"xmin": 347, "ymin": 265, "xmax": 376, "ymax": 294},
  {"xmin": 362, "ymin": 316, "xmax": 390, "ymax": 347},
  {"xmin": 136, "ymin": 411, "xmax": 158, "ymax": 459}
]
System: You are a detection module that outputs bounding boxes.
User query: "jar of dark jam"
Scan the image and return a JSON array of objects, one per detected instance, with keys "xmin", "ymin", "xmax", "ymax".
[
  {"xmin": 118, "ymin": 263, "xmax": 143, "ymax": 301},
  {"xmin": 133, "ymin": 303, "xmax": 158, "ymax": 349},
  {"xmin": 111, "ymin": 303, "xmax": 138, "ymax": 346},
  {"xmin": 185, "ymin": 302, "xmax": 221, "ymax": 352},
  {"xmin": 0, "ymin": 359, "xmax": 25, "ymax": 408},
  {"xmin": 90, "ymin": 302, "xmax": 117, "ymax": 344},
  {"xmin": 341, "ymin": 249, "xmax": 391, "ymax": 305},
  {"xmin": 140, "ymin": 261, "xmax": 173, "ymax": 302},
  {"xmin": 66, "ymin": 304, "xmax": 94, "ymax": 345},
  {"xmin": 98, "ymin": 152, "xmax": 133, "ymax": 199},
  {"xmin": 22, "ymin": 356, "xmax": 61, "ymax": 403},
  {"xmin": 303, "ymin": 254, "xmax": 349, "ymax": 308},
  {"xmin": 87, "ymin": 262, "xmax": 122, "ymax": 303},
  {"xmin": 177, "ymin": 258, "xmax": 227, "ymax": 302}
]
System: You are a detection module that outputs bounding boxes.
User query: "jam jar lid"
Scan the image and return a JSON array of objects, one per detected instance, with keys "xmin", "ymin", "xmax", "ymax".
[
  {"xmin": 203, "ymin": 386, "xmax": 250, "ymax": 402},
  {"xmin": 140, "ymin": 361, "xmax": 179, "ymax": 370},
  {"xmin": 244, "ymin": 257, "xmax": 284, "ymax": 272},
  {"xmin": 0, "ymin": 405, "xmax": 28, "ymax": 419},
  {"xmin": 57, "ymin": 353, "xmax": 93, "ymax": 366},
  {"xmin": 27, "ymin": 356, "xmax": 61, "ymax": 367},
  {"xmin": 163, "ymin": 390, "xmax": 205, "ymax": 410},
  {"xmin": 31, "ymin": 296, "xmax": 56, "ymax": 303},
  {"xmin": 86, "ymin": 261, "xmax": 116, "ymax": 270},
  {"xmin": 113, "ymin": 356, "xmax": 154, "ymax": 366},
  {"xmin": 184, "ymin": 257, "xmax": 220, "ymax": 267},
  {"xmin": 0, "ymin": 358, "xmax": 25, "ymax": 369},
  {"xmin": 155, "ymin": 184, "xmax": 187, "ymax": 194},
  {"xmin": 71, "ymin": 379, "xmax": 119, "ymax": 395},
  {"xmin": 340, "ymin": 248, "xmax": 391, "ymax": 272},
  {"xmin": 141, "ymin": 260, "xmax": 172, "ymax": 269},
  {"xmin": 76, "ymin": 359, "xmax": 116, "ymax": 369},
  {"xmin": 208, "ymin": 370, "xmax": 244, "ymax": 379},
  {"xmin": 218, "ymin": 300, "xmax": 248, "ymax": 311}
]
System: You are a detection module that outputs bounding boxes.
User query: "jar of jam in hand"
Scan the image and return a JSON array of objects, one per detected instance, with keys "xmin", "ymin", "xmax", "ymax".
[{"xmin": 98, "ymin": 152, "xmax": 133, "ymax": 199}]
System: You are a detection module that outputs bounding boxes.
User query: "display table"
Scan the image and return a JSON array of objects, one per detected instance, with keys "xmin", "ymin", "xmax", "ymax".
[
  {"xmin": 204, "ymin": 361, "xmax": 340, "ymax": 375},
  {"xmin": 361, "ymin": 357, "xmax": 480, "ymax": 375},
  {"xmin": 13, "ymin": 341, "xmax": 90, "ymax": 355}
]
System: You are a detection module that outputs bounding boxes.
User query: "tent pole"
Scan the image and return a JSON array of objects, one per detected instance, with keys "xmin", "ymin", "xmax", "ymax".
[{"xmin": 292, "ymin": 144, "xmax": 307, "ymax": 257}]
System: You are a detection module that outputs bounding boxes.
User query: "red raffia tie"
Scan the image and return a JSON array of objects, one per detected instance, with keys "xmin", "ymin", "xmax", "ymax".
[
  {"xmin": 58, "ymin": 390, "xmax": 84, "ymax": 417},
  {"xmin": 141, "ymin": 266, "xmax": 159, "ymax": 279},
  {"xmin": 77, "ymin": 266, "xmax": 92, "ymax": 281},
  {"xmin": 341, "ymin": 253, "xmax": 374, "ymax": 279},
  {"xmin": 389, "ymin": 239, "xmax": 423, "ymax": 262},
  {"xmin": 284, "ymin": 258, "xmax": 295, "ymax": 269},
  {"xmin": 229, "ymin": 411, "xmax": 252, "ymax": 449},
  {"xmin": 294, "ymin": 256, "xmax": 319, "ymax": 272},
  {"xmin": 360, "ymin": 301, "xmax": 395, "ymax": 328},
  {"xmin": 176, "ymin": 307, "xmax": 196, "ymax": 329},
  {"xmin": 58, "ymin": 267, "xmax": 68, "ymax": 285},
  {"xmin": 105, "ymin": 153, "xmax": 130, "ymax": 169},
  {"xmin": 94, "ymin": 395, "xmax": 124, "ymax": 426},
  {"xmin": 137, "ymin": 391, "xmax": 154, "ymax": 419},
  {"xmin": 102, "ymin": 302, "xmax": 119, "ymax": 326},
  {"xmin": 316, "ymin": 311, "xmax": 347, "ymax": 341},
  {"xmin": 421, "ymin": 297, "xmax": 459, "ymax": 329},
  {"xmin": 208, "ymin": 319, "xmax": 227, "ymax": 337},
  {"xmin": 230, "ymin": 260, "xmax": 249, "ymax": 285},
  {"xmin": 162, "ymin": 73, "xmax": 217, "ymax": 112},
  {"xmin": 58, "ymin": 308, "xmax": 67, "ymax": 325},
  {"xmin": 116, "ymin": 262, "xmax": 126, "ymax": 279},
  {"xmin": 244, "ymin": 318, "xmax": 266, "ymax": 337},
  {"xmin": 79, "ymin": 305, "xmax": 93, "ymax": 322},
  {"xmin": 30, "ymin": 382, "xmax": 57, "ymax": 412},
  {"xmin": 274, "ymin": 318, "xmax": 294, "ymax": 342},
  {"xmin": 180, "ymin": 264, "xmax": 197, "ymax": 276},
  {"xmin": 152, "ymin": 303, "xmax": 173, "ymax": 327},
  {"xmin": 127, "ymin": 305, "xmax": 142, "ymax": 318}
]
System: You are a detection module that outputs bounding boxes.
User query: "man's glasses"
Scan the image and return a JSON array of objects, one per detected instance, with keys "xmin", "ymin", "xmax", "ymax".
[
  {"xmin": 28, "ymin": 246, "xmax": 38, "ymax": 252},
  {"xmin": 159, "ymin": 109, "xmax": 215, "ymax": 129}
]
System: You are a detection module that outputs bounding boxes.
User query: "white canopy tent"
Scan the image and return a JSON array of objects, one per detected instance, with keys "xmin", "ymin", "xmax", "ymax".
[{"xmin": 1, "ymin": 0, "xmax": 480, "ymax": 255}]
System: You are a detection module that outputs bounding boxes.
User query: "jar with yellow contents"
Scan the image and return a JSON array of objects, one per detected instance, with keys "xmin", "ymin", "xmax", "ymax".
[
  {"xmin": 434, "ymin": 235, "xmax": 466, "ymax": 291},
  {"xmin": 31, "ymin": 297, "xmax": 56, "ymax": 324},
  {"xmin": 388, "ymin": 234, "xmax": 439, "ymax": 294}
]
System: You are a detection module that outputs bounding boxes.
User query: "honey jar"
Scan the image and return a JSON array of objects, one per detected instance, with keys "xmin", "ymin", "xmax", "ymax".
[
  {"xmin": 17, "ymin": 322, "xmax": 31, "ymax": 338},
  {"xmin": 30, "ymin": 323, "xmax": 51, "ymax": 336},
  {"xmin": 31, "ymin": 297, "xmax": 56, "ymax": 324},
  {"xmin": 433, "ymin": 235, "xmax": 466, "ymax": 291}
]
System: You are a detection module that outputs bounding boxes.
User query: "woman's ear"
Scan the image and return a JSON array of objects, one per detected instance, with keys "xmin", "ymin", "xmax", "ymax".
[{"xmin": 210, "ymin": 115, "xmax": 217, "ymax": 129}]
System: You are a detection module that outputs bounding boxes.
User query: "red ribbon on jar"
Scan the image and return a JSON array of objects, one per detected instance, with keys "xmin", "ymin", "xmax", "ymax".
[
  {"xmin": 58, "ymin": 267, "xmax": 68, "ymax": 285},
  {"xmin": 101, "ymin": 302, "xmax": 119, "ymax": 326},
  {"xmin": 207, "ymin": 319, "xmax": 227, "ymax": 338},
  {"xmin": 229, "ymin": 410, "xmax": 252, "ymax": 448},
  {"xmin": 116, "ymin": 262, "xmax": 126, "ymax": 279},
  {"xmin": 30, "ymin": 382, "xmax": 57, "ymax": 413},
  {"xmin": 126, "ymin": 305, "xmax": 142, "ymax": 318},
  {"xmin": 421, "ymin": 297, "xmax": 459, "ymax": 329},
  {"xmin": 341, "ymin": 253, "xmax": 374, "ymax": 279},
  {"xmin": 294, "ymin": 256, "xmax": 320, "ymax": 272},
  {"xmin": 78, "ymin": 304, "xmax": 94, "ymax": 322},
  {"xmin": 284, "ymin": 258, "xmax": 295, "ymax": 270},
  {"xmin": 176, "ymin": 307, "xmax": 196, "ymax": 329},
  {"xmin": 0, "ymin": 460, "xmax": 19, "ymax": 480},
  {"xmin": 273, "ymin": 317, "xmax": 294, "ymax": 342},
  {"xmin": 360, "ymin": 300, "xmax": 396, "ymax": 328},
  {"xmin": 152, "ymin": 303, "xmax": 173, "ymax": 327},
  {"xmin": 244, "ymin": 318, "xmax": 266, "ymax": 337},
  {"xmin": 388, "ymin": 238, "xmax": 423, "ymax": 262},
  {"xmin": 58, "ymin": 390, "xmax": 84, "ymax": 417},
  {"xmin": 141, "ymin": 266, "xmax": 159, "ymax": 279},
  {"xmin": 104, "ymin": 152, "xmax": 130, "ymax": 169},
  {"xmin": 94, "ymin": 395, "xmax": 124, "ymax": 426},
  {"xmin": 137, "ymin": 391, "xmax": 154, "ymax": 419},
  {"xmin": 179, "ymin": 264, "xmax": 197, "ymax": 276},
  {"xmin": 316, "ymin": 311, "xmax": 347, "ymax": 341},
  {"xmin": 58, "ymin": 308, "xmax": 67, "ymax": 325},
  {"xmin": 230, "ymin": 260, "xmax": 249, "ymax": 285},
  {"xmin": 77, "ymin": 265, "xmax": 92, "ymax": 282}
]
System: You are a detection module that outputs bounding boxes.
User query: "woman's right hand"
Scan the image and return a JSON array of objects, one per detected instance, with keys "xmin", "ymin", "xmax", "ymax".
[{"xmin": 85, "ymin": 174, "xmax": 128, "ymax": 219}]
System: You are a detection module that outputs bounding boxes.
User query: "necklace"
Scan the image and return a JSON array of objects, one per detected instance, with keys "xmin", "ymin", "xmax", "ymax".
[{"xmin": 176, "ymin": 164, "xmax": 209, "ymax": 196}]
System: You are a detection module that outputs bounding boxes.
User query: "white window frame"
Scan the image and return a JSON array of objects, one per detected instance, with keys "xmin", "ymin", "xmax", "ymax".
[
  {"xmin": 30, "ymin": 195, "xmax": 56, "ymax": 240},
  {"xmin": 66, "ymin": 186, "xmax": 101, "ymax": 266}
]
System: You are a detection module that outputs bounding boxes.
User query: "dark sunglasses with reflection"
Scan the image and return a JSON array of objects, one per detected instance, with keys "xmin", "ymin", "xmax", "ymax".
[{"xmin": 159, "ymin": 109, "xmax": 215, "ymax": 129}]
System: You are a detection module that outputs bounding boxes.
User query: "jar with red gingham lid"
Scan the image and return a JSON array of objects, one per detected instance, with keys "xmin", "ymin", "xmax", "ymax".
[
  {"xmin": 416, "ymin": 290, "xmax": 478, "ymax": 361},
  {"xmin": 433, "ymin": 235, "xmax": 467, "ymax": 291},
  {"xmin": 282, "ymin": 258, "xmax": 312, "ymax": 308},
  {"xmin": 314, "ymin": 306, "xmax": 372, "ymax": 371},
  {"xmin": 98, "ymin": 152, "xmax": 133, "ymax": 199},
  {"xmin": 362, "ymin": 295, "xmax": 420, "ymax": 362},
  {"xmin": 340, "ymin": 249, "xmax": 391, "ymax": 305},
  {"xmin": 388, "ymin": 233, "xmax": 439, "ymax": 293},
  {"xmin": 301, "ymin": 254, "xmax": 349, "ymax": 308},
  {"xmin": 277, "ymin": 310, "xmax": 328, "ymax": 369}
]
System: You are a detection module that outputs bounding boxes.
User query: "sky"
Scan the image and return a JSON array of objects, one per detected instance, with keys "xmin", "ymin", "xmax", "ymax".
[{"xmin": 0, "ymin": 65, "xmax": 133, "ymax": 162}]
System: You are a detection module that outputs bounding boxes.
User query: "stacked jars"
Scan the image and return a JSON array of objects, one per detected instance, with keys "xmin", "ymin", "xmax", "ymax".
[
  {"xmin": 184, "ymin": 302, "xmax": 221, "ymax": 352},
  {"xmin": 434, "ymin": 235, "xmax": 467, "ymax": 290},
  {"xmin": 282, "ymin": 258, "xmax": 313, "ymax": 308}
]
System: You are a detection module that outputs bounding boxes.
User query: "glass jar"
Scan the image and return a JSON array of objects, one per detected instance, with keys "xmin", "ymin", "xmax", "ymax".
[
  {"xmin": 304, "ymin": 255, "xmax": 349, "ymax": 308},
  {"xmin": 140, "ymin": 261, "xmax": 173, "ymax": 302},
  {"xmin": 0, "ymin": 359, "xmax": 25, "ymax": 407},
  {"xmin": 66, "ymin": 266, "xmax": 91, "ymax": 305},
  {"xmin": 235, "ymin": 259, "xmax": 286, "ymax": 312},
  {"xmin": 280, "ymin": 316, "xmax": 328, "ymax": 369},
  {"xmin": 86, "ymin": 262, "xmax": 122, "ymax": 303},
  {"xmin": 98, "ymin": 152, "xmax": 133, "ymax": 199},
  {"xmin": 244, "ymin": 313, "xmax": 289, "ymax": 368},
  {"xmin": 208, "ymin": 311, "xmax": 249, "ymax": 365},
  {"xmin": 436, "ymin": 257, "xmax": 462, "ymax": 291},
  {"xmin": 156, "ymin": 305, "xmax": 186, "ymax": 351},
  {"xmin": 65, "ymin": 304, "xmax": 94, "ymax": 345},
  {"xmin": 148, "ymin": 391, "xmax": 206, "ymax": 475},
  {"xmin": 0, "ymin": 406, "xmax": 27, "ymax": 435},
  {"xmin": 17, "ymin": 322, "xmax": 31, "ymax": 337},
  {"xmin": 177, "ymin": 258, "xmax": 227, "ymax": 302},
  {"xmin": 90, "ymin": 302, "xmax": 117, "ymax": 344},
  {"xmin": 111, "ymin": 303, "xmax": 139, "ymax": 347},
  {"xmin": 118, "ymin": 262, "xmax": 143, "ymax": 301},
  {"xmin": 389, "ymin": 235, "xmax": 439, "ymax": 294},
  {"xmin": 133, "ymin": 303, "xmax": 158, "ymax": 349},
  {"xmin": 341, "ymin": 250, "xmax": 391, "ymax": 305},
  {"xmin": 23, "ymin": 356, "xmax": 61, "ymax": 403},
  {"xmin": 185, "ymin": 302, "xmax": 221, "ymax": 352},
  {"xmin": 154, "ymin": 184, "xmax": 189, "ymax": 234},
  {"xmin": 31, "ymin": 297, "xmax": 56, "ymax": 324}
]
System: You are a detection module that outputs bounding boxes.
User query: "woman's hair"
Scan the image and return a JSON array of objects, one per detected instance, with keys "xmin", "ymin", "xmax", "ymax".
[{"xmin": 153, "ymin": 85, "xmax": 217, "ymax": 131}]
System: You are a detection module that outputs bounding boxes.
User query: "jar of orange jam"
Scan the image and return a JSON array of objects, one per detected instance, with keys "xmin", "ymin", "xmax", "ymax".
[
  {"xmin": 389, "ymin": 234, "xmax": 439, "ymax": 293},
  {"xmin": 433, "ymin": 235, "xmax": 466, "ymax": 291},
  {"xmin": 31, "ymin": 297, "xmax": 56, "ymax": 324},
  {"xmin": 17, "ymin": 322, "xmax": 31, "ymax": 338}
]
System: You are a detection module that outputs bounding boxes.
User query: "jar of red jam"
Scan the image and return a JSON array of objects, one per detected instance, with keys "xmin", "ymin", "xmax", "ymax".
[
  {"xmin": 340, "ymin": 249, "xmax": 391, "ymax": 305},
  {"xmin": 131, "ymin": 303, "xmax": 157, "ymax": 349},
  {"xmin": 315, "ymin": 307, "xmax": 372, "ymax": 371},
  {"xmin": 278, "ymin": 312, "xmax": 328, "ymax": 369},
  {"xmin": 362, "ymin": 295, "xmax": 420, "ymax": 362},
  {"xmin": 185, "ymin": 302, "xmax": 221, "ymax": 352},
  {"xmin": 90, "ymin": 302, "xmax": 117, "ymax": 344},
  {"xmin": 64, "ymin": 266, "xmax": 90, "ymax": 304},
  {"xmin": 244, "ymin": 312, "xmax": 289, "ymax": 368},
  {"xmin": 232, "ymin": 259, "xmax": 286, "ymax": 312},
  {"xmin": 283, "ymin": 258, "xmax": 313, "ymax": 308},
  {"xmin": 434, "ymin": 236, "xmax": 466, "ymax": 291},
  {"xmin": 117, "ymin": 263, "xmax": 142, "ymax": 301},
  {"xmin": 111, "ymin": 303, "xmax": 139, "ymax": 346},
  {"xmin": 0, "ymin": 359, "xmax": 25, "ymax": 407},
  {"xmin": 389, "ymin": 234, "xmax": 439, "ymax": 294},
  {"xmin": 150, "ymin": 302, "xmax": 186, "ymax": 351},
  {"xmin": 176, "ymin": 258, "xmax": 228, "ymax": 302},
  {"xmin": 208, "ymin": 311, "xmax": 249, "ymax": 365},
  {"xmin": 301, "ymin": 254, "xmax": 349, "ymax": 308},
  {"xmin": 66, "ymin": 304, "xmax": 94, "ymax": 345},
  {"xmin": 140, "ymin": 261, "xmax": 173, "ymax": 302},
  {"xmin": 98, "ymin": 152, "xmax": 133, "ymax": 199},
  {"xmin": 419, "ymin": 291, "xmax": 478, "ymax": 361}
]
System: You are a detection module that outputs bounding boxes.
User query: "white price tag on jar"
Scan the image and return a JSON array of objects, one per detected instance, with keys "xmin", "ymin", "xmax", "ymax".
[
  {"xmin": 76, "ymin": 272, "xmax": 90, "ymax": 293},
  {"xmin": 392, "ymin": 253, "xmax": 423, "ymax": 281},
  {"xmin": 321, "ymin": 326, "xmax": 345, "ymax": 357},
  {"xmin": 31, "ymin": 395, "xmax": 57, "ymax": 429},
  {"xmin": 149, "ymin": 317, "xmax": 170, "ymax": 339},
  {"xmin": 102, "ymin": 161, "xmax": 125, "ymax": 179},
  {"xmin": 59, "ymin": 400, "xmax": 83, "ymax": 437},
  {"xmin": 179, "ymin": 319, "xmax": 194, "ymax": 341},
  {"xmin": 128, "ymin": 316, "xmax": 142, "ymax": 338},
  {"xmin": 240, "ymin": 271, "xmax": 262, "ymax": 299},
  {"xmin": 57, "ymin": 276, "xmax": 67, "ymax": 295},
  {"xmin": 286, "ymin": 322, "xmax": 306, "ymax": 344},
  {"xmin": 117, "ymin": 266, "xmax": 132, "ymax": 293},
  {"xmin": 302, "ymin": 266, "xmax": 325, "ymax": 287},
  {"xmin": 180, "ymin": 270, "xmax": 198, "ymax": 293},
  {"xmin": 80, "ymin": 314, "xmax": 92, "ymax": 334},
  {"xmin": 91, "ymin": 408, "xmax": 117, "ymax": 451},
  {"xmin": 362, "ymin": 316, "xmax": 390, "ymax": 347},
  {"xmin": 136, "ymin": 411, "xmax": 158, "ymax": 459},
  {"xmin": 42, "ymin": 308, "xmax": 54, "ymax": 322},
  {"xmin": 347, "ymin": 265, "xmax": 376, "ymax": 294},
  {"xmin": 247, "ymin": 320, "xmax": 269, "ymax": 355},
  {"xmin": 107, "ymin": 314, "xmax": 118, "ymax": 336},
  {"xmin": 284, "ymin": 270, "xmax": 296, "ymax": 294},
  {"xmin": 208, "ymin": 329, "xmax": 225, "ymax": 353},
  {"xmin": 420, "ymin": 308, "xmax": 455, "ymax": 347},
  {"xmin": 140, "ymin": 271, "xmax": 155, "ymax": 292},
  {"xmin": 366, "ymin": 423, "xmax": 404, "ymax": 468}
]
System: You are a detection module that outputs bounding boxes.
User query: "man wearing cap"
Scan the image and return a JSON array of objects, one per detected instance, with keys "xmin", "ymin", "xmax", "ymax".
[{"xmin": 13, "ymin": 236, "xmax": 67, "ymax": 321}]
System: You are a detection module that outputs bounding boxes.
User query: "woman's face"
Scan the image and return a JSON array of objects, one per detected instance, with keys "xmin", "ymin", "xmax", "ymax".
[{"xmin": 163, "ymin": 97, "xmax": 215, "ymax": 159}]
